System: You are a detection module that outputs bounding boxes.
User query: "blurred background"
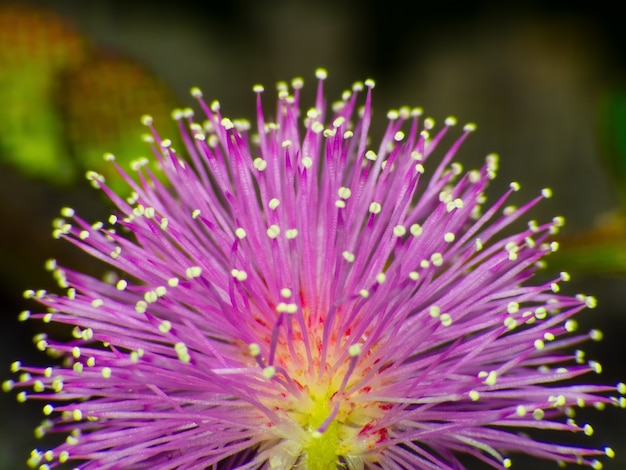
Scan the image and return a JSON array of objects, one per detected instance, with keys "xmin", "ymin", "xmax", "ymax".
[{"xmin": 0, "ymin": 0, "xmax": 625, "ymax": 468}]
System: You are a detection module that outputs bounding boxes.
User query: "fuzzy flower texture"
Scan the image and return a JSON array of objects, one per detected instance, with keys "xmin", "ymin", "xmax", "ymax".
[{"xmin": 5, "ymin": 69, "xmax": 623, "ymax": 470}]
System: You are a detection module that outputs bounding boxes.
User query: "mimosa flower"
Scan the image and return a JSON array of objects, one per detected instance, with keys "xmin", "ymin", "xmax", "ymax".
[{"xmin": 5, "ymin": 69, "xmax": 621, "ymax": 469}]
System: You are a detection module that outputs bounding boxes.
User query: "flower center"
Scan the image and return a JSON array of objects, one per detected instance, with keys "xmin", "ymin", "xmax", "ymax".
[{"xmin": 256, "ymin": 311, "xmax": 388, "ymax": 468}]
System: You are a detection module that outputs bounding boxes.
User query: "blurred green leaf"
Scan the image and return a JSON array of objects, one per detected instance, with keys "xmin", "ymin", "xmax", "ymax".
[
  {"xmin": 552, "ymin": 211, "xmax": 626, "ymax": 275},
  {"xmin": 598, "ymin": 90, "xmax": 626, "ymax": 205},
  {"xmin": 60, "ymin": 52, "xmax": 181, "ymax": 193},
  {"xmin": 0, "ymin": 5, "xmax": 86, "ymax": 183}
]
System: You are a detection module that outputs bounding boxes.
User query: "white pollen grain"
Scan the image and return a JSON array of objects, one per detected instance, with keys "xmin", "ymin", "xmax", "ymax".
[
  {"xmin": 369, "ymin": 202, "xmax": 382, "ymax": 214},
  {"xmin": 393, "ymin": 225, "xmax": 406, "ymax": 237},
  {"xmin": 342, "ymin": 251, "xmax": 355, "ymax": 263},
  {"xmin": 269, "ymin": 198, "xmax": 280, "ymax": 210},
  {"xmin": 267, "ymin": 225, "xmax": 281, "ymax": 239},
  {"xmin": 365, "ymin": 150, "xmax": 377, "ymax": 161}
]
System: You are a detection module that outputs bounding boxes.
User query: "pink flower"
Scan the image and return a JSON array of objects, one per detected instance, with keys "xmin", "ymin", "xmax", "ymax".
[{"xmin": 5, "ymin": 69, "xmax": 621, "ymax": 469}]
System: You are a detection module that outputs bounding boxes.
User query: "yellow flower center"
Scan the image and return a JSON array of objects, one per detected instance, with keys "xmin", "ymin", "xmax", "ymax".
[{"xmin": 254, "ymin": 310, "xmax": 388, "ymax": 468}]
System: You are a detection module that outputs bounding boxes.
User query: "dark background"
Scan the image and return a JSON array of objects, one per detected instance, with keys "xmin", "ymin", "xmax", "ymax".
[{"xmin": 1, "ymin": 0, "xmax": 625, "ymax": 468}]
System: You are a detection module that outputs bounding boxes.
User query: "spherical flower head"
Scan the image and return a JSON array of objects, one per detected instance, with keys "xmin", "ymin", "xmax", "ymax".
[{"xmin": 5, "ymin": 69, "xmax": 622, "ymax": 469}]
